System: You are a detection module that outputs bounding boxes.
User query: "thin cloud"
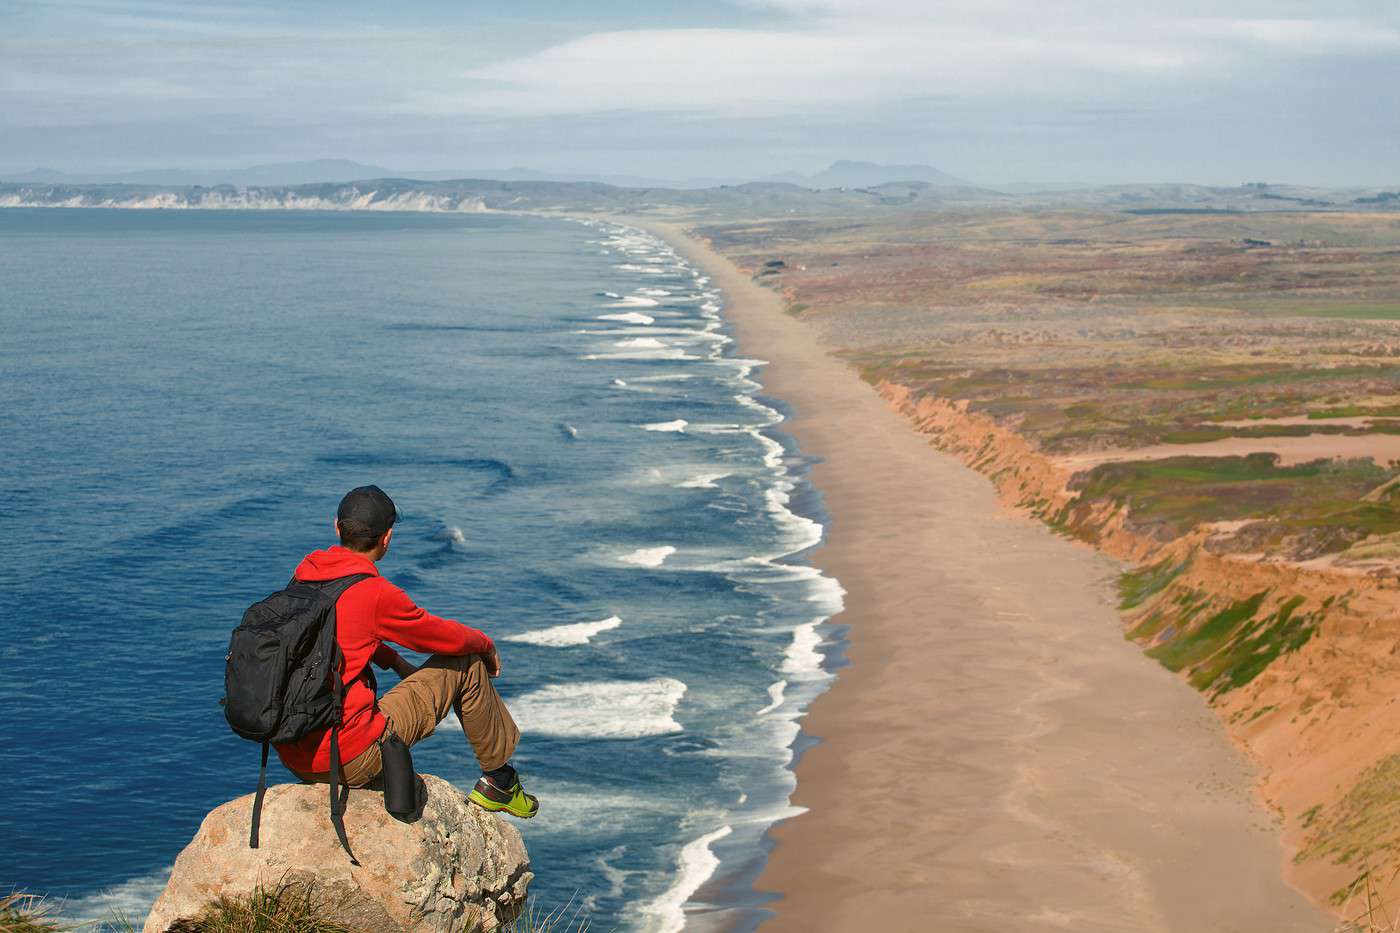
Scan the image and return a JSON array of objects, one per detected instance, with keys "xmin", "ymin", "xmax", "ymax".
[
  {"xmin": 1, "ymin": 0, "xmax": 1396, "ymax": 184},
  {"xmin": 450, "ymin": 6, "xmax": 1397, "ymax": 116},
  {"xmin": 1189, "ymin": 17, "xmax": 1400, "ymax": 50}
]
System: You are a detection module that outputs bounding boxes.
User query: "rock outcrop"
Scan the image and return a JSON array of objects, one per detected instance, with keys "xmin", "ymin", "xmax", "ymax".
[{"xmin": 143, "ymin": 774, "xmax": 530, "ymax": 933}]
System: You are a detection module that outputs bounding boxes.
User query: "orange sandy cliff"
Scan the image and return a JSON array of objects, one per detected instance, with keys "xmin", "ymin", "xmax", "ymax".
[{"xmin": 879, "ymin": 379, "xmax": 1400, "ymax": 914}]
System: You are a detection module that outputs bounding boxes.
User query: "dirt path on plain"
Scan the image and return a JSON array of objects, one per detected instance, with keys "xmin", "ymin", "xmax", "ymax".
[
  {"xmin": 641, "ymin": 219, "xmax": 1333, "ymax": 933},
  {"xmin": 1054, "ymin": 432, "xmax": 1400, "ymax": 469}
]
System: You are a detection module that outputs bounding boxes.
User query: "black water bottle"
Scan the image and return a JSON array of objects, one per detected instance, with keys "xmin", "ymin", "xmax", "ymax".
[{"xmin": 380, "ymin": 731, "xmax": 418, "ymax": 817}]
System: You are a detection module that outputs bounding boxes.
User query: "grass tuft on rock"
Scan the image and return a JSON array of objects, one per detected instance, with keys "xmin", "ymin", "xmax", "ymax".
[
  {"xmin": 164, "ymin": 880, "xmax": 357, "ymax": 933},
  {"xmin": 1, "ymin": 892, "xmax": 63, "ymax": 933}
]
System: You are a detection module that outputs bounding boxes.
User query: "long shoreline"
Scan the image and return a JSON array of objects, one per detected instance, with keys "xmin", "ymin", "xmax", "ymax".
[{"xmin": 640, "ymin": 217, "xmax": 1333, "ymax": 932}]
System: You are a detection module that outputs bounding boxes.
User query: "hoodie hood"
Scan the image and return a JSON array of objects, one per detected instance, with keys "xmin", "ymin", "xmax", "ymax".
[{"xmin": 294, "ymin": 545, "xmax": 380, "ymax": 582}]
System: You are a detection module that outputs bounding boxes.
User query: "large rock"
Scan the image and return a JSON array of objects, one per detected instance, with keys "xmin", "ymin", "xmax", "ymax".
[{"xmin": 143, "ymin": 774, "xmax": 531, "ymax": 932}]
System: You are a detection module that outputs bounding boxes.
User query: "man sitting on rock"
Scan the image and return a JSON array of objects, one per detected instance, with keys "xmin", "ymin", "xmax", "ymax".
[{"xmin": 274, "ymin": 484, "xmax": 538, "ymax": 819}]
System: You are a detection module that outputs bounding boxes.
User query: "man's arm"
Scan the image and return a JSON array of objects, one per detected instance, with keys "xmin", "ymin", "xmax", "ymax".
[
  {"xmin": 372, "ymin": 580, "xmax": 495, "ymax": 659},
  {"xmin": 371, "ymin": 644, "xmax": 419, "ymax": 679}
]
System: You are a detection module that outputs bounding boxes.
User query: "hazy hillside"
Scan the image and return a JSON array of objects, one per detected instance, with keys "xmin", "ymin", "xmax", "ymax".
[
  {"xmin": 768, "ymin": 159, "xmax": 969, "ymax": 188},
  {"xmin": 1, "ymin": 176, "xmax": 1396, "ymax": 216},
  {"xmin": 2, "ymin": 158, "xmax": 971, "ymax": 191}
]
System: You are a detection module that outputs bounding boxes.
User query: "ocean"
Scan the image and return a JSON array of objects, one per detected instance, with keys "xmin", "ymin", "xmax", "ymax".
[{"xmin": 0, "ymin": 208, "xmax": 842, "ymax": 932}]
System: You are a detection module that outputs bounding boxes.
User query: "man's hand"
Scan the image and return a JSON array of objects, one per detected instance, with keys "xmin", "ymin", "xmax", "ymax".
[
  {"xmin": 485, "ymin": 645, "xmax": 501, "ymax": 678},
  {"xmin": 391, "ymin": 654, "xmax": 419, "ymax": 680}
]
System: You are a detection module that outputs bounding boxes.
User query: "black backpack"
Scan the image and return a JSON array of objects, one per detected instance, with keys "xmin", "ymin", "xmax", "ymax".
[{"xmin": 224, "ymin": 573, "xmax": 372, "ymax": 862}]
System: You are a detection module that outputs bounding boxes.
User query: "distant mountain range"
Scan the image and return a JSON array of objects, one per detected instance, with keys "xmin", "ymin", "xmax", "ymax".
[
  {"xmin": 5, "ymin": 159, "xmax": 396, "ymax": 188},
  {"xmin": 0, "ymin": 158, "xmax": 970, "ymax": 190},
  {"xmin": 766, "ymin": 160, "xmax": 968, "ymax": 188}
]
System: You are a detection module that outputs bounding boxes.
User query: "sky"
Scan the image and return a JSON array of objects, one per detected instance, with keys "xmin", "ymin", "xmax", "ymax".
[{"xmin": 2, "ymin": 0, "xmax": 1398, "ymax": 186}]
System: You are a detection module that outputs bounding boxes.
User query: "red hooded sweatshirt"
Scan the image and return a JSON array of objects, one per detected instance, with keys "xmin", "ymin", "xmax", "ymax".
[{"xmin": 273, "ymin": 545, "xmax": 494, "ymax": 774}]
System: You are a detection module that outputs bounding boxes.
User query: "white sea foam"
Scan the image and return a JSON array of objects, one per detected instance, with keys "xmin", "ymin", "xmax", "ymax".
[
  {"xmin": 597, "ymin": 311, "xmax": 655, "ymax": 325},
  {"xmin": 58, "ymin": 868, "xmax": 172, "ymax": 927},
  {"xmin": 639, "ymin": 825, "xmax": 734, "ymax": 933},
  {"xmin": 765, "ymin": 486, "xmax": 824, "ymax": 553},
  {"xmin": 641, "ymin": 419, "xmax": 687, "ymax": 432},
  {"xmin": 755, "ymin": 432, "xmax": 785, "ymax": 469},
  {"xmin": 678, "ymin": 472, "xmax": 730, "ymax": 489},
  {"xmin": 512, "ymin": 678, "xmax": 686, "ymax": 738},
  {"xmin": 630, "ymin": 373, "xmax": 696, "ymax": 382},
  {"xmin": 781, "ymin": 621, "xmax": 826, "ymax": 677},
  {"xmin": 638, "ymin": 287, "xmax": 671, "ymax": 296},
  {"xmin": 434, "ymin": 525, "xmax": 467, "ymax": 547},
  {"xmin": 505, "ymin": 616, "xmax": 621, "ymax": 647},
  {"xmin": 528, "ymin": 781, "xmax": 680, "ymax": 836},
  {"xmin": 590, "ymin": 326, "xmax": 716, "ymax": 339},
  {"xmin": 613, "ymin": 263, "xmax": 673, "ymax": 275},
  {"xmin": 736, "ymin": 393, "xmax": 783, "ymax": 425},
  {"xmin": 661, "ymin": 330, "xmax": 730, "ymax": 346},
  {"xmin": 583, "ymin": 347, "xmax": 695, "ymax": 361},
  {"xmin": 757, "ymin": 680, "xmax": 787, "ymax": 715},
  {"xmin": 583, "ymin": 845, "xmax": 632, "ymax": 913},
  {"xmin": 614, "ymin": 337, "xmax": 666, "ymax": 350},
  {"xmin": 605, "ymin": 296, "xmax": 660, "ymax": 308},
  {"xmin": 611, "ymin": 378, "xmax": 628, "ymax": 387},
  {"xmin": 803, "ymin": 572, "xmax": 848, "ymax": 615},
  {"xmin": 619, "ymin": 545, "xmax": 676, "ymax": 567}
]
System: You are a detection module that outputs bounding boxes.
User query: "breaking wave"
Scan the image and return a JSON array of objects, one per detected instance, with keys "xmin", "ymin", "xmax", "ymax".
[
  {"xmin": 505, "ymin": 616, "xmax": 621, "ymax": 647},
  {"xmin": 511, "ymin": 678, "xmax": 687, "ymax": 738},
  {"xmin": 618, "ymin": 546, "xmax": 676, "ymax": 567}
]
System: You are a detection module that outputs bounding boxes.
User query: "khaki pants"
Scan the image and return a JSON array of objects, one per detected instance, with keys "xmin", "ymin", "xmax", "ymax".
[{"xmin": 296, "ymin": 653, "xmax": 520, "ymax": 788}]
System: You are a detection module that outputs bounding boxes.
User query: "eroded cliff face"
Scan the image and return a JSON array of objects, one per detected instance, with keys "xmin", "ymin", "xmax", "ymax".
[{"xmin": 878, "ymin": 379, "xmax": 1400, "ymax": 913}]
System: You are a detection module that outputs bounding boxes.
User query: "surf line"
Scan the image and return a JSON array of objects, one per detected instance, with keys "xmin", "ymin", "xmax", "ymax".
[{"xmin": 581, "ymin": 218, "xmax": 848, "ymax": 931}]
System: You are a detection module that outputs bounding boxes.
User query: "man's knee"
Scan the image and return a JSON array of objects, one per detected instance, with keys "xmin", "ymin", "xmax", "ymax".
[
  {"xmin": 421, "ymin": 652, "xmax": 485, "ymax": 670},
  {"xmin": 420, "ymin": 653, "xmax": 487, "ymax": 699}
]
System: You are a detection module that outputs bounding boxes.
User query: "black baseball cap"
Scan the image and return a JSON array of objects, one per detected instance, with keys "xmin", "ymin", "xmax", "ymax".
[{"xmin": 336, "ymin": 485, "xmax": 401, "ymax": 538}]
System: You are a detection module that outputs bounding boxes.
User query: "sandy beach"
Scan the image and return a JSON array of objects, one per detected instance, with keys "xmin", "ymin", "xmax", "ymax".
[{"xmin": 641, "ymin": 219, "xmax": 1333, "ymax": 933}]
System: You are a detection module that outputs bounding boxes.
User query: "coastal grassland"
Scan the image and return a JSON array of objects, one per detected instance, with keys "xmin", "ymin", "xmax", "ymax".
[
  {"xmin": 703, "ymin": 208, "xmax": 1400, "ymax": 566},
  {"xmin": 696, "ymin": 209, "xmax": 1400, "ymax": 324},
  {"xmin": 1060, "ymin": 454, "xmax": 1400, "ymax": 559},
  {"xmin": 853, "ymin": 358, "xmax": 1400, "ymax": 456},
  {"xmin": 696, "ymin": 206, "xmax": 1400, "ymax": 916}
]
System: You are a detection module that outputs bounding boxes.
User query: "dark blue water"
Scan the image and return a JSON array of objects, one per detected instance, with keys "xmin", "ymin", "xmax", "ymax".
[{"xmin": 0, "ymin": 209, "xmax": 840, "ymax": 931}]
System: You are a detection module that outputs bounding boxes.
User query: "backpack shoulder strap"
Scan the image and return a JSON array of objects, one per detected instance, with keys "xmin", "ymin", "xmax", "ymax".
[
  {"xmin": 323, "ymin": 572, "xmax": 370, "ymax": 865},
  {"xmin": 249, "ymin": 740, "xmax": 269, "ymax": 848},
  {"xmin": 319, "ymin": 572, "xmax": 374, "ymax": 601},
  {"xmin": 327, "ymin": 632, "xmax": 360, "ymax": 864},
  {"xmin": 285, "ymin": 572, "xmax": 373, "ymax": 598}
]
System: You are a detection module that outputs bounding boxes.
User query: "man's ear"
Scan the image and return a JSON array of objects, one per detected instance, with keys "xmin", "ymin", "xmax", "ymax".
[
  {"xmin": 380, "ymin": 527, "xmax": 394, "ymax": 550},
  {"xmin": 333, "ymin": 518, "xmax": 342, "ymax": 540}
]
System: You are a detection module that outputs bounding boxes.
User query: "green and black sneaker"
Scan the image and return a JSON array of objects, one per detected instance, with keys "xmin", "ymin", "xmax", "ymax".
[{"xmin": 468, "ymin": 771, "xmax": 539, "ymax": 819}]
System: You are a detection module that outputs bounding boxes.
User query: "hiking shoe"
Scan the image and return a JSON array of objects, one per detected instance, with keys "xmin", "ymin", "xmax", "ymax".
[{"xmin": 468, "ymin": 774, "xmax": 539, "ymax": 819}]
